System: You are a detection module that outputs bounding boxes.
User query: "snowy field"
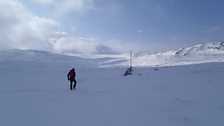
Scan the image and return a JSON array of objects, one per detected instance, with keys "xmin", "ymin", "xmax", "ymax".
[{"xmin": 0, "ymin": 50, "xmax": 224, "ymax": 126}]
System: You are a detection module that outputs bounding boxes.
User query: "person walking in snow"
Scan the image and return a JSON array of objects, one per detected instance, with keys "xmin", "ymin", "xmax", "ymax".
[{"xmin": 67, "ymin": 68, "xmax": 77, "ymax": 90}]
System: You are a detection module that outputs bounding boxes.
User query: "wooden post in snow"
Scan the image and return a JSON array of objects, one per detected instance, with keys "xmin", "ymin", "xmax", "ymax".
[
  {"xmin": 123, "ymin": 51, "xmax": 133, "ymax": 76},
  {"xmin": 130, "ymin": 51, "xmax": 132, "ymax": 68}
]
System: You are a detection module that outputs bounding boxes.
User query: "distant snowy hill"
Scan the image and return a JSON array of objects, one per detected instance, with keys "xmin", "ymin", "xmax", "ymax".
[
  {"xmin": 105, "ymin": 42, "xmax": 224, "ymax": 67},
  {"xmin": 1, "ymin": 42, "xmax": 224, "ymax": 68},
  {"xmin": 0, "ymin": 49, "xmax": 111, "ymax": 69},
  {"xmin": 172, "ymin": 41, "xmax": 224, "ymax": 56}
]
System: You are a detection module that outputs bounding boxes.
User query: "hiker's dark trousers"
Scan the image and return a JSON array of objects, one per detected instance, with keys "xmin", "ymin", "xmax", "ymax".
[{"xmin": 70, "ymin": 78, "xmax": 77, "ymax": 90}]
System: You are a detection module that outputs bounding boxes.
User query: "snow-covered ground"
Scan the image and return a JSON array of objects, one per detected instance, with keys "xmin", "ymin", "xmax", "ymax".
[{"xmin": 0, "ymin": 49, "xmax": 224, "ymax": 126}]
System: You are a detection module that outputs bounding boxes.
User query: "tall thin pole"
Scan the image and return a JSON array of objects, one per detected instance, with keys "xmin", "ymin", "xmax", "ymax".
[{"xmin": 130, "ymin": 51, "xmax": 132, "ymax": 68}]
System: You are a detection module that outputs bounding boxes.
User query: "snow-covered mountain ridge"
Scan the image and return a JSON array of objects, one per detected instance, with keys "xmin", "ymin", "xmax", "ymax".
[
  {"xmin": 0, "ymin": 49, "xmax": 111, "ymax": 69},
  {"xmin": 114, "ymin": 42, "xmax": 224, "ymax": 67},
  {"xmin": 1, "ymin": 42, "xmax": 224, "ymax": 67},
  {"xmin": 167, "ymin": 41, "xmax": 224, "ymax": 56}
]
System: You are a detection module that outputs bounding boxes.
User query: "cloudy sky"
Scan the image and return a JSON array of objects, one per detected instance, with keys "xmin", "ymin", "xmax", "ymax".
[{"xmin": 0, "ymin": 0, "xmax": 224, "ymax": 54}]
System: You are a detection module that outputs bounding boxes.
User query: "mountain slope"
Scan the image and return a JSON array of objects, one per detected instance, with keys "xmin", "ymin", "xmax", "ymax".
[
  {"xmin": 1, "ymin": 42, "xmax": 224, "ymax": 68},
  {"xmin": 0, "ymin": 49, "xmax": 113, "ymax": 69},
  {"xmin": 174, "ymin": 42, "xmax": 224, "ymax": 56},
  {"xmin": 107, "ymin": 42, "xmax": 224, "ymax": 67}
]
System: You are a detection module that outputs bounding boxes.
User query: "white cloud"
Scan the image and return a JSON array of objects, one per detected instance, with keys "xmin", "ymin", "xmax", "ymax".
[
  {"xmin": 136, "ymin": 30, "xmax": 143, "ymax": 33},
  {"xmin": 49, "ymin": 33, "xmax": 98, "ymax": 54},
  {"xmin": 49, "ymin": 32, "xmax": 116, "ymax": 54},
  {"xmin": 0, "ymin": 1, "xmax": 116, "ymax": 54},
  {"xmin": 0, "ymin": 0, "xmax": 58, "ymax": 50},
  {"xmin": 105, "ymin": 39, "xmax": 149, "ymax": 53},
  {"xmin": 60, "ymin": 0, "xmax": 94, "ymax": 13},
  {"xmin": 33, "ymin": 0, "xmax": 55, "ymax": 4},
  {"xmin": 0, "ymin": 0, "xmax": 130, "ymax": 54},
  {"xmin": 32, "ymin": 0, "xmax": 95, "ymax": 13},
  {"xmin": 205, "ymin": 26, "xmax": 222, "ymax": 33}
]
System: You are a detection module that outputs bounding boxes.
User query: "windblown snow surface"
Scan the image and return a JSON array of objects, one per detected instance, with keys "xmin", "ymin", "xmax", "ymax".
[{"xmin": 1, "ymin": 46, "xmax": 224, "ymax": 126}]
